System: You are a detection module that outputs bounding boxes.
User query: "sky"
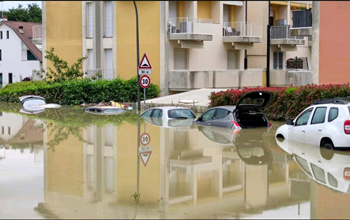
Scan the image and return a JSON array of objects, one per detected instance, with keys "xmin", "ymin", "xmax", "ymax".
[{"xmin": 1, "ymin": 1, "xmax": 42, "ymax": 11}]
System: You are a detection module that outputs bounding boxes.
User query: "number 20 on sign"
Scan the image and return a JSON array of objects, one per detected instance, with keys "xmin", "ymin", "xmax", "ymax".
[{"xmin": 140, "ymin": 75, "xmax": 151, "ymax": 89}]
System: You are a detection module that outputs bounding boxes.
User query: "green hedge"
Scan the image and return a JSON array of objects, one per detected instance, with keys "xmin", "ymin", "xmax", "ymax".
[
  {"xmin": 0, "ymin": 77, "xmax": 159, "ymax": 105},
  {"xmin": 209, "ymin": 84, "xmax": 350, "ymax": 121}
]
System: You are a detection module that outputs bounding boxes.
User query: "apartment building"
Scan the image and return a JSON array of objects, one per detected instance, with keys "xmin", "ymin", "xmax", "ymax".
[{"xmin": 43, "ymin": 1, "xmax": 312, "ymax": 96}]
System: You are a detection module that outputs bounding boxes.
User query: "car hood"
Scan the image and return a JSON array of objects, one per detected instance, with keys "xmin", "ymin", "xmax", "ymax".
[{"xmin": 235, "ymin": 91, "xmax": 273, "ymax": 111}]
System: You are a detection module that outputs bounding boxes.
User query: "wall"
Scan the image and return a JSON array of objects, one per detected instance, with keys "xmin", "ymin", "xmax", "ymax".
[
  {"xmin": 197, "ymin": 1, "xmax": 212, "ymax": 20},
  {"xmin": 45, "ymin": 2, "xmax": 82, "ymax": 69},
  {"xmin": 318, "ymin": 1, "xmax": 350, "ymax": 84},
  {"xmin": 0, "ymin": 25, "xmax": 41, "ymax": 86},
  {"xmin": 116, "ymin": 1, "xmax": 160, "ymax": 88},
  {"xmin": 0, "ymin": 113, "xmax": 25, "ymax": 141}
]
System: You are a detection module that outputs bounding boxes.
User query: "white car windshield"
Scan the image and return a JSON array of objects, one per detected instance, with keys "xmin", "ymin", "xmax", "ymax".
[{"xmin": 168, "ymin": 109, "xmax": 195, "ymax": 119}]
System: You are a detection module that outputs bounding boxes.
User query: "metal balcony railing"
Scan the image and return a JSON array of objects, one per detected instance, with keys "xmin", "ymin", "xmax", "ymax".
[
  {"xmin": 168, "ymin": 17, "xmax": 212, "ymax": 34},
  {"xmin": 270, "ymin": 25, "xmax": 304, "ymax": 39},
  {"xmin": 292, "ymin": 9, "xmax": 312, "ymax": 28},
  {"xmin": 223, "ymin": 22, "xmax": 262, "ymax": 37},
  {"xmin": 32, "ymin": 25, "xmax": 42, "ymax": 39},
  {"xmin": 86, "ymin": 69, "xmax": 114, "ymax": 80}
]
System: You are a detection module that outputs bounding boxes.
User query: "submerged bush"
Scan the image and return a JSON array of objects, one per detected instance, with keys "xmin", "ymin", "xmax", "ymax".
[
  {"xmin": 0, "ymin": 77, "xmax": 159, "ymax": 105},
  {"xmin": 209, "ymin": 84, "xmax": 350, "ymax": 121}
]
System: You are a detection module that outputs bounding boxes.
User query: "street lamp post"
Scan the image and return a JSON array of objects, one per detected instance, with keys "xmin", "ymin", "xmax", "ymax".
[
  {"xmin": 266, "ymin": 1, "xmax": 271, "ymax": 87},
  {"xmin": 133, "ymin": 1, "xmax": 141, "ymax": 111}
]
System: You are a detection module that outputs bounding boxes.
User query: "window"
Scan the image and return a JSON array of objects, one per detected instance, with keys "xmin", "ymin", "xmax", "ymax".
[
  {"xmin": 328, "ymin": 107, "xmax": 338, "ymax": 122},
  {"xmin": 273, "ymin": 52, "xmax": 283, "ymax": 70},
  {"xmin": 141, "ymin": 109, "xmax": 153, "ymax": 117},
  {"xmin": 0, "ymin": 31, "xmax": 2, "ymax": 39},
  {"xmin": 295, "ymin": 108, "xmax": 313, "ymax": 126},
  {"xmin": 87, "ymin": 49, "xmax": 93, "ymax": 70},
  {"xmin": 6, "ymin": 30, "xmax": 9, "ymax": 39},
  {"xmin": 8, "ymin": 73, "xmax": 12, "ymax": 84},
  {"xmin": 168, "ymin": 109, "xmax": 195, "ymax": 119},
  {"xmin": 86, "ymin": 2, "xmax": 93, "ymax": 38},
  {"xmin": 311, "ymin": 163, "xmax": 326, "ymax": 184},
  {"xmin": 327, "ymin": 173, "xmax": 338, "ymax": 188},
  {"xmin": 8, "ymin": 127, "xmax": 10, "ymax": 135},
  {"xmin": 311, "ymin": 107, "xmax": 327, "ymax": 124},
  {"xmin": 1, "ymin": 126, "xmax": 4, "ymax": 134},
  {"xmin": 174, "ymin": 48, "xmax": 187, "ymax": 70},
  {"xmin": 104, "ymin": 1, "xmax": 113, "ymax": 37},
  {"xmin": 152, "ymin": 109, "xmax": 162, "ymax": 118},
  {"xmin": 27, "ymin": 50, "xmax": 37, "ymax": 60},
  {"xmin": 215, "ymin": 108, "xmax": 230, "ymax": 120},
  {"xmin": 201, "ymin": 109, "xmax": 216, "ymax": 122},
  {"xmin": 0, "ymin": 49, "xmax": 2, "ymax": 61},
  {"xmin": 0, "ymin": 73, "xmax": 2, "ymax": 89},
  {"xmin": 295, "ymin": 156, "xmax": 312, "ymax": 176},
  {"xmin": 104, "ymin": 49, "xmax": 113, "ymax": 79}
]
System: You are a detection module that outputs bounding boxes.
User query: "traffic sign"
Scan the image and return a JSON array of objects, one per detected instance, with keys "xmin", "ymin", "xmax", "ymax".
[
  {"xmin": 140, "ymin": 133, "xmax": 151, "ymax": 145},
  {"xmin": 138, "ymin": 53, "xmax": 152, "ymax": 75},
  {"xmin": 140, "ymin": 75, "xmax": 151, "ymax": 89},
  {"xmin": 139, "ymin": 146, "xmax": 152, "ymax": 167}
]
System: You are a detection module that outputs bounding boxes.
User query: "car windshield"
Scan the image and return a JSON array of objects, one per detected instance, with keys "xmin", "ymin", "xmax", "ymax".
[{"xmin": 168, "ymin": 109, "xmax": 196, "ymax": 119}]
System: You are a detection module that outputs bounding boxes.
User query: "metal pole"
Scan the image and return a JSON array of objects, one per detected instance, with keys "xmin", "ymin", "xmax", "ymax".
[
  {"xmin": 244, "ymin": 0, "xmax": 248, "ymax": 70},
  {"xmin": 144, "ymin": 88, "xmax": 146, "ymax": 110},
  {"xmin": 266, "ymin": 1, "xmax": 271, "ymax": 87},
  {"xmin": 133, "ymin": 1, "xmax": 141, "ymax": 111}
]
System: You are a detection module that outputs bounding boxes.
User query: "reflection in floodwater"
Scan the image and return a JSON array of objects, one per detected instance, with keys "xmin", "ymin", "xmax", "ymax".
[{"xmin": 0, "ymin": 103, "xmax": 350, "ymax": 218}]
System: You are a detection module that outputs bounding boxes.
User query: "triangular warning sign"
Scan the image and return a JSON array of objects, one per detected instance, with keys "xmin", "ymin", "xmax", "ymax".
[
  {"xmin": 139, "ymin": 151, "xmax": 152, "ymax": 167},
  {"xmin": 139, "ymin": 54, "xmax": 152, "ymax": 69}
]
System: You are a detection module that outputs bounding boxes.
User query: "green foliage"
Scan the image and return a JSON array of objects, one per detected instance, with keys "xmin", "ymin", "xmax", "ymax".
[
  {"xmin": 35, "ymin": 47, "xmax": 88, "ymax": 83},
  {"xmin": 285, "ymin": 87, "xmax": 296, "ymax": 95},
  {"xmin": 4, "ymin": 3, "xmax": 42, "ymax": 23},
  {"xmin": 0, "ymin": 77, "xmax": 159, "ymax": 105}
]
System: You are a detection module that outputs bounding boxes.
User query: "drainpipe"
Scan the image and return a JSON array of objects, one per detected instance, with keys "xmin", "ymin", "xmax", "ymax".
[
  {"xmin": 244, "ymin": 1, "xmax": 248, "ymax": 70},
  {"xmin": 266, "ymin": 1, "xmax": 271, "ymax": 87}
]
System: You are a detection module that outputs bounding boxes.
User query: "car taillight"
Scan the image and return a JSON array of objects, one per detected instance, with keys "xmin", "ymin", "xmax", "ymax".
[
  {"xmin": 344, "ymin": 168, "xmax": 350, "ymax": 180},
  {"xmin": 269, "ymin": 122, "xmax": 272, "ymax": 127},
  {"xmin": 344, "ymin": 120, "xmax": 350, "ymax": 134},
  {"xmin": 231, "ymin": 121, "xmax": 241, "ymax": 130}
]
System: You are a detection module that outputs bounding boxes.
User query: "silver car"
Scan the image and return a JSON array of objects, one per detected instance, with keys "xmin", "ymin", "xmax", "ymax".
[{"xmin": 194, "ymin": 91, "xmax": 273, "ymax": 130}]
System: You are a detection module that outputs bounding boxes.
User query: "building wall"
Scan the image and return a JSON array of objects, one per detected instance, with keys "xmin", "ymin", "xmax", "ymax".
[
  {"xmin": 0, "ymin": 113, "xmax": 25, "ymax": 142},
  {"xmin": 116, "ymin": 1, "xmax": 160, "ymax": 88},
  {"xmin": 0, "ymin": 24, "xmax": 41, "ymax": 86},
  {"xmin": 318, "ymin": 1, "xmax": 350, "ymax": 84},
  {"xmin": 45, "ymin": 2, "xmax": 83, "ymax": 69}
]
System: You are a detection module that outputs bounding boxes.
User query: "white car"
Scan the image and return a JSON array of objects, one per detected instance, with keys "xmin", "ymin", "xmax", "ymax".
[
  {"xmin": 276, "ymin": 137, "xmax": 350, "ymax": 193},
  {"xmin": 275, "ymin": 98, "xmax": 350, "ymax": 159},
  {"xmin": 141, "ymin": 106, "xmax": 196, "ymax": 128}
]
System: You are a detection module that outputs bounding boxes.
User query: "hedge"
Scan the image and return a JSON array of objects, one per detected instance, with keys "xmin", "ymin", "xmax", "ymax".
[
  {"xmin": 0, "ymin": 77, "xmax": 159, "ymax": 105},
  {"xmin": 209, "ymin": 84, "xmax": 350, "ymax": 121}
]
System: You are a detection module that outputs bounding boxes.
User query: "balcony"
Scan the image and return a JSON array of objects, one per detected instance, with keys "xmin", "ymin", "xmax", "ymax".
[
  {"xmin": 31, "ymin": 25, "xmax": 42, "ymax": 45},
  {"xmin": 223, "ymin": 22, "xmax": 262, "ymax": 49},
  {"xmin": 290, "ymin": 9, "xmax": 312, "ymax": 37},
  {"xmin": 270, "ymin": 25, "xmax": 305, "ymax": 51},
  {"xmin": 86, "ymin": 69, "xmax": 114, "ymax": 80},
  {"xmin": 168, "ymin": 17, "xmax": 213, "ymax": 49}
]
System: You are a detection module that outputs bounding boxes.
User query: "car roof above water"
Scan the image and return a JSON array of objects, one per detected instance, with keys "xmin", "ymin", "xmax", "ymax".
[
  {"xmin": 146, "ymin": 106, "xmax": 194, "ymax": 111},
  {"xmin": 210, "ymin": 106, "xmax": 236, "ymax": 111}
]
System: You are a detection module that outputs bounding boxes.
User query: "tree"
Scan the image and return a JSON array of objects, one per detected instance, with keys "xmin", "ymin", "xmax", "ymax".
[{"xmin": 4, "ymin": 3, "xmax": 42, "ymax": 23}]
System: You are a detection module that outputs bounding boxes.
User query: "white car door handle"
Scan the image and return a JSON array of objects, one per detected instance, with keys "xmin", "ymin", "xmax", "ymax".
[
  {"xmin": 318, "ymin": 128, "xmax": 322, "ymax": 131},
  {"xmin": 301, "ymin": 129, "xmax": 305, "ymax": 133}
]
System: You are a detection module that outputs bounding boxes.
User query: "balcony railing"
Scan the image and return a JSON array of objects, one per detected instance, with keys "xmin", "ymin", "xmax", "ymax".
[
  {"xmin": 168, "ymin": 17, "xmax": 212, "ymax": 34},
  {"xmin": 86, "ymin": 69, "xmax": 114, "ymax": 80},
  {"xmin": 270, "ymin": 25, "xmax": 304, "ymax": 39},
  {"xmin": 292, "ymin": 9, "xmax": 312, "ymax": 28},
  {"xmin": 223, "ymin": 22, "xmax": 262, "ymax": 37},
  {"xmin": 32, "ymin": 25, "xmax": 42, "ymax": 39}
]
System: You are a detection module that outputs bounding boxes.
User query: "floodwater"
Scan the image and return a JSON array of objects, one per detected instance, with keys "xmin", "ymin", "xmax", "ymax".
[{"xmin": 0, "ymin": 103, "xmax": 350, "ymax": 219}]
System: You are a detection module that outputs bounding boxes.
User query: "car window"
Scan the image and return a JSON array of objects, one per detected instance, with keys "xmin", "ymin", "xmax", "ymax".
[
  {"xmin": 327, "ymin": 173, "xmax": 338, "ymax": 188},
  {"xmin": 311, "ymin": 107, "xmax": 327, "ymax": 124},
  {"xmin": 152, "ymin": 109, "xmax": 162, "ymax": 118},
  {"xmin": 295, "ymin": 108, "xmax": 313, "ymax": 126},
  {"xmin": 214, "ymin": 108, "xmax": 230, "ymax": 120},
  {"xmin": 168, "ymin": 109, "xmax": 195, "ymax": 119},
  {"xmin": 311, "ymin": 163, "xmax": 326, "ymax": 184},
  {"xmin": 328, "ymin": 107, "xmax": 338, "ymax": 122},
  {"xmin": 295, "ymin": 155, "xmax": 312, "ymax": 176},
  {"xmin": 141, "ymin": 109, "xmax": 153, "ymax": 117},
  {"xmin": 201, "ymin": 109, "xmax": 216, "ymax": 122}
]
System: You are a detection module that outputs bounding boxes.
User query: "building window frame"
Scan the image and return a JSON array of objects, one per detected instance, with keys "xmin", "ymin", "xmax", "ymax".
[{"xmin": 273, "ymin": 51, "xmax": 284, "ymax": 70}]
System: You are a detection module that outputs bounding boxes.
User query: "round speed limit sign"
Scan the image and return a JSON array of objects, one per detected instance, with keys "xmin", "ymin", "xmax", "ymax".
[
  {"xmin": 140, "ymin": 133, "xmax": 151, "ymax": 145},
  {"xmin": 140, "ymin": 75, "xmax": 151, "ymax": 89}
]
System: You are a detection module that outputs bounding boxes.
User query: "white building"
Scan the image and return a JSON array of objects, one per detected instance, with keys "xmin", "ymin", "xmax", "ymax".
[{"xmin": 0, "ymin": 20, "xmax": 42, "ymax": 88}]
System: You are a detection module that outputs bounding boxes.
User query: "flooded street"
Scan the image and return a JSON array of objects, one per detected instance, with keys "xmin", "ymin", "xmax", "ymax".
[{"xmin": 0, "ymin": 103, "xmax": 349, "ymax": 219}]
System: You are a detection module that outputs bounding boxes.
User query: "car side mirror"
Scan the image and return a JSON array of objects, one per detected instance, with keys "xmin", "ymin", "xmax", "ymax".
[{"xmin": 287, "ymin": 119, "xmax": 294, "ymax": 126}]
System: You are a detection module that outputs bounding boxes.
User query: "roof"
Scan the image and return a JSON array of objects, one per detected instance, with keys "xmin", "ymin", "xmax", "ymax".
[{"xmin": 2, "ymin": 21, "xmax": 42, "ymax": 62}]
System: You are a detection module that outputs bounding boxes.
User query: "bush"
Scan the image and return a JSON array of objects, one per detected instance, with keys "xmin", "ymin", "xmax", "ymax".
[
  {"xmin": 209, "ymin": 84, "xmax": 350, "ymax": 121},
  {"xmin": 0, "ymin": 77, "xmax": 159, "ymax": 105}
]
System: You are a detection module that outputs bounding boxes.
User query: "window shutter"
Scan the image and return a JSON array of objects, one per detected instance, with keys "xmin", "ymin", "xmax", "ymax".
[
  {"xmin": 87, "ymin": 2, "xmax": 93, "ymax": 38},
  {"xmin": 88, "ymin": 49, "xmax": 94, "ymax": 69},
  {"xmin": 105, "ymin": 49, "xmax": 113, "ymax": 79},
  {"xmin": 104, "ymin": 1, "xmax": 113, "ymax": 37}
]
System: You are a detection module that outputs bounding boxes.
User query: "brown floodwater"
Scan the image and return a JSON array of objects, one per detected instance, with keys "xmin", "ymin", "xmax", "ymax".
[{"xmin": 1, "ymin": 103, "xmax": 350, "ymax": 219}]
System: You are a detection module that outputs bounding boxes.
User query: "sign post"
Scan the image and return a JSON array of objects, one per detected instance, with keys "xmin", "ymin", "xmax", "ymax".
[{"xmin": 138, "ymin": 53, "xmax": 152, "ymax": 110}]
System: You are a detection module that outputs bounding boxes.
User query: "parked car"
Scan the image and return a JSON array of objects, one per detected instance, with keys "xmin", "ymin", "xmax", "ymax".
[
  {"xmin": 275, "ymin": 98, "xmax": 350, "ymax": 159},
  {"xmin": 141, "ymin": 107, "xmax": 196, "ymax": 128},
  {"xmin": 276, "ymin": 136, "xmax": 350, "ymax": 193},
  {"xmin": 85, "ymin": 106, "xmax": 127, "ymax": 115},
  {"xmin": 194, "ymin": 91, "xmax": 273, "ymax": 130}
]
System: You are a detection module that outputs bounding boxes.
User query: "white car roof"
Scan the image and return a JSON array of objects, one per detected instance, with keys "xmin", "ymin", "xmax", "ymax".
[{"xmin": 146, "ymin": 106, "xmax": 194, "ymax": 111}]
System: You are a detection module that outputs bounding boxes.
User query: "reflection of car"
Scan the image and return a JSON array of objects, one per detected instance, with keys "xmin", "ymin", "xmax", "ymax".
[
  {"xmin": 141, "ymin": 107, "xmax": 196, "ymax": 128},
  {"xmin": 197, "ymin": 126, "xmax": 237, "ymax": 145},
  {"xmin": 276, "ymin": 98, "xmax": 350, "ymax": 158},
  {"xmin": 276, "ymin": 137, "xmax": 350, "ymax": 193},
  {"xmin": 85, "ymin": 106, "xmax": 126, "ymax": 115},
  {"xmin": 194, "ymin": 91, "xmax": 273, "ymax": 129}
]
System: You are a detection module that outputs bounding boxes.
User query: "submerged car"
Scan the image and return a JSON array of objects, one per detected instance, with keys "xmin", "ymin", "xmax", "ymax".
[
  {"xmin": 195, "ymin": 91, "xmax": 273, "ymax": 130},
  {"xmin": 141, "ymin": 107, "xmax": 196, "ymax": 128},
  {"xmin": 85, "ymin": 106, "xmax": 126, "ymax": 115}
]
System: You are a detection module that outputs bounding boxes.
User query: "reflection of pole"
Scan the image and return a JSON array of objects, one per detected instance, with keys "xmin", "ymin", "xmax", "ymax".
[
  {"xmin": 298, "ymin": 199, "xmax": 300, "ymax": 215},
  {"xmin": 133, "ymin": 1, "xmax": 141, "ymax": 111},
  {"xmin": 137, "ymin": 109, "xmax": 141, "ymax": 196}
]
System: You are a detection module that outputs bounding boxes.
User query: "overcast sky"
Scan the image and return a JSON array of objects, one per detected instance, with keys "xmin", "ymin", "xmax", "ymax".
[{"xmin": 1, "ymin": 1, "xmax": 41, "ymax": 11}]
